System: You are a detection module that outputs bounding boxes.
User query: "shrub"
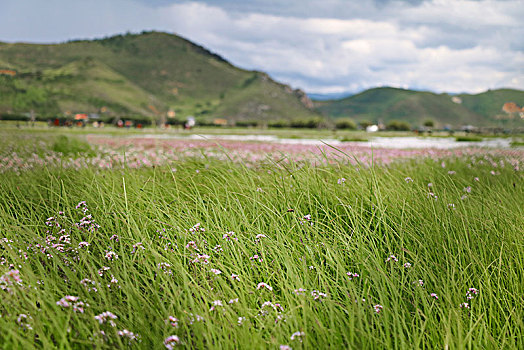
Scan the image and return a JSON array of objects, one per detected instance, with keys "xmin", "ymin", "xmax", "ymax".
[
  {"xmin": 268, "ymin": 119, "xmax": 289, "ymax": 128},
  {"xmin": 290, "ymin": 117, "xmax": 324, "ymax": 129},
  {"xmin": 0, "ymin": 113, "xmax": 28, "ymax": 121},
  {"xmin": 456, "ymin": 136, "xmax": 482, "ymax": 142},
  {"xmin": 423, "ymin": 119, "xmax": 435, "ymax": 127},
  {"xmin": 235, "ymin": 120, "xmax": 259, "ymax": 127},
  {"xmin": 386, "ymin": 120, "xmax": 411, "ymax": 131},
  {"xmin": 335, "ymin": 118, "xmax": 357, "ymax": 130}
]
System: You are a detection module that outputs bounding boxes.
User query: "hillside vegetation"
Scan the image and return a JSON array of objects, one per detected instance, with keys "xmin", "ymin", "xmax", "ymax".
[
  {"xmin": 314, "ymin": 87, "xmax": 524, "ymax": 127},
  {"xmin": 0, "ymin": 32, "xmax": 316, "ymax": 123}
]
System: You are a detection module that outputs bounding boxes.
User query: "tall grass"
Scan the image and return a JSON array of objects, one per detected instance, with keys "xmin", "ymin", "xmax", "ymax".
[{"xmin": 0, "ymin": 145, "xmax": 522, "ymax": 348}]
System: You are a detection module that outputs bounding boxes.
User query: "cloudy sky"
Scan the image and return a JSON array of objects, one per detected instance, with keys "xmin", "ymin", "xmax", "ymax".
[{"xmin": 1, "ymin": 0, "xmax": 523, "ymax": 94}]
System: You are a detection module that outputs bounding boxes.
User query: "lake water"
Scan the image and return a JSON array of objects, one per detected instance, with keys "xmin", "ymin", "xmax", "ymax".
[{"xmin": 128, "ymin": 134, "xmax": 514, "ymax": 149}]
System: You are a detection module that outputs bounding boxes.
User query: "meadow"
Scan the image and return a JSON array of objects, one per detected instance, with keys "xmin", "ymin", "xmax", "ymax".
[{"xmin": 0, "ymin": 129, "xmax": 523, "ymax": 349}]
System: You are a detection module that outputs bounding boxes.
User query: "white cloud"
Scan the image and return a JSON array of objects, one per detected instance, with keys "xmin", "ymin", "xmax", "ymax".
[
  {"xmin": 157, "ymin": 1, "xmax": 523, "ymax": 93},
  {"xmin": 0, "ymin": 0, "xmax": 522, "ymax": 93}
]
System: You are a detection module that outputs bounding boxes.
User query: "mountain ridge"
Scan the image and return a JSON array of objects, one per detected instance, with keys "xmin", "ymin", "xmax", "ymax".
[
  {"xmin": 0, "ymin": 31, "xmax": 317, "ymax": 123},
  {"xmin": 314, "ymin": 86, "xmax": 524, "ymax": 127}
]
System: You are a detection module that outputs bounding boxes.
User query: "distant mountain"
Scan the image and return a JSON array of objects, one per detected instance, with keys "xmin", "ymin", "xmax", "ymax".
[
  {"xmin": 307, "ymin": 92, "xmax": 354, "ymax": 101},
  {"xmin": 314, "ymin": 87, "xmax": 524, "ymax": 127},
  {"xmin": 0, "ymin": 31, "xmax": 317, "ymax": 123}
]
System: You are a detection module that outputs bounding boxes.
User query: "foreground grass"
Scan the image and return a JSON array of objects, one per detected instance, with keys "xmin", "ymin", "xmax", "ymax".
[{"xmin": 0, "ymin": 151, "xmax": 523, "ymax": 349}]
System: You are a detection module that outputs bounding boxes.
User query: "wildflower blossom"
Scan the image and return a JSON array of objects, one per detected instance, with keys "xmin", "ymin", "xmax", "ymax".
[
  {"xmin": 209, "ymin": 300, "xmax": 224, "ymax": 312},
  {"xmin": 231, "ymin": 273, "xmax": 240, "ymax": 281},
  {"xmin": 403, "ymin": 263, "xmax": 412, "ymax": 268},
  {"xmin": 17, "ymin": 314, "xmax": 33, "ymax": 330},
  {"xmin": 0, "ymin": 269, "xmax": 22, "ymax": 292},
  {"xmin": 210, "ymin": 268, "xmax": 222, "ymax": 275},
  {"xmin": 275, "ymin": 314, "xmax": 287, "ymax": 324},
  {"xmin": 414, "ymin": 280, "xmax": 424, "ymax": 287},
  {"xmin": 280, "ymin": 345, "xmax": 292, "ymax": 350},
  {"xmin": 237, "ymin": 317, "xmax": 246, "ymax": 325},
  {"xmin": 337, "ymin": 178, "xmax": 346, "ymax": 184},
  {"xmin": 373, "ymin": 304, "xmax": 383, "ymax": 313},
  {"xmin": 347, "ymin": 272, "xmax": 359, "ymax": 280},
  {"xmin": 164, "ymin": 335, "xmax": 181, "ymax": 349},
  {"xmin": 466, "ymin": 288, "xmax": 479, "ymax": 300},
  {"xmin": 131, "ymin": 242, "xmax": 144, "ymax": 254},
  {"xmin": 250, "ymin": 254, "xmax": 263, "ymax": 262},
  {"xmin": 255, "ymin": 234, "xmax": 266, "ymax": 242},
  {"xmin": 311, "ymin": 290, "xmax": 327, "ymax": 301},
  {"xmin": 430, "ymin": 293, "xmax": 439, "ymax": 299},
  {"xmin": 59, "ymin": 234, "xmax": 71, "ymax": 244},
  {"xmin": 260, "ymin": 301, "xmax": 284, "ymax": 313},
  {"xmin": 460, "ymin": 302, "xmax": 470, "ymax": 309},
  {"xmin": 257, "ymin": 282, "xmax": 273, "ymax": 291},
  {"xmin": 157, "ymin": 262, "xmax": 172, "ymax": 275},
  {"xmin": 76, "ymin": 201, "xmax": 87, "ymax": 211},
  {"xmin": 290, "ymin": 331, "xmax": 305, "ymax": 342},
  {"xmin": 167, "ymin": 316, "xmax": 179, "ymax": 328},
  {"xmin": 56, "ymin": 295, "xmax": 79, "ymax": 308},
  {"xmin": 110, "ymin": 234, "xmax": 119, "ymax": 241},
  {"xmin": 447, "ymin": 203, "xmax": 456, "ymax": 210},
  {"xmin": 117, "ymin": 329, "xmax": 139, "ymax": 341},
  {"xmin": 191, "ymin": 254, "xmax": 210, "ymax": 265},
  {"xmin": 98, "ymin": 266, "xmax": 110, "ymax": 277},
  {"xmin": 464, "ymin": 186, "xmax": 472, "ymax": 193},
  {"xmin": 108, "ymin": 275, "xmax": 120, "ymax": 289},
  {"xmin": 78, "ymin": 241, "xmax": 90, "ymax": 248},
  {"xmin": 385, "ymin": 255, "xmax": 398, "ymax": 263},
  {"xmin": 189, "ymin": 223, "xmax": 205, "ymax": 233},
  {"xmin": 404, "ymin": 177, "xmax": 414, "ymax": 183},
  {"xmin": 293, "ymin": 288, "xmax": 306, "ymax": 296},
  {"xmin": 57, "ymin": 296, "xmax": 88, "ymax": 313},
  {"xmin": 213, "ymin": 244, "xmax": 223, "ymax": 253},
  {"xmin": 80, "ymin": 278, "xmax": 98, "ymax": 292},
  {"xmin": 187, "ymin": 313, "xmax": 204, "ymax": 324},
  {"xmin": 448, "ymin": 171, "xmax": 456, "ymax": 175},
  {"xmin": 185, "ymin": 241, "xmax": 198, "ymax": 250},
  {"xmin": 104, "ymin": 251, "xmax": 118, "ymax": 261},
  {"xmin": 222, "ymin": 231, "xmax": 238, "ymax": 241},
  {"xmin": 94, "ymin": 311, "xmax": 118, "ymax": 326}
]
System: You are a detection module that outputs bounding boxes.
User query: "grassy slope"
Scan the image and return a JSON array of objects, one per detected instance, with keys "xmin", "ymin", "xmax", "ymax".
[
  {"xmin": 459, "ymin": 89, "xmax": 524, "ymax": 117},
  {"xmin": 0, "ymin": 32, "xmax": 316, "ymax": 120},
  {"xmin": 0, "ymin": 131, "xmax": 523, "ymax": 348},
  {"xmin": 315, "ymin": 87, "xmax": 524, "ymax": 127}
]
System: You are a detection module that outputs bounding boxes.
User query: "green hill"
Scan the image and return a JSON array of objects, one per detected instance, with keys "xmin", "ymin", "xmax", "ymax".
[
  {"xmin": 314, "ymin": 87, "xmax": 524, "ymax": 127},
  {"xmin": 0, "ymin": 31, "xmax": 317, "ymax": 123}
]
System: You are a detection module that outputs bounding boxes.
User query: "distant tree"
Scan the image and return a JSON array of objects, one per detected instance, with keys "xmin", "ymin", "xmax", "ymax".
[
  {"xmin": 335, "ymin": 118, "xmax": 357, "ymax": 130},
  {"xmin": 290, "ymin": 117, "xmax": 324, "ymax": 129},
  {"xmin": 268, "ymin": 119, "xmax": 289, "ymax": 128},
  {"xmin": 423, "ymin": 119, "xmax": 435, "ymax": 127},
  {"xmin": 235, "ymin": 120, "xmax": 259, "ymax": 127},
  {"xmin": 386, "ymin": 120, "xmax": 411, "ymax": 131}
]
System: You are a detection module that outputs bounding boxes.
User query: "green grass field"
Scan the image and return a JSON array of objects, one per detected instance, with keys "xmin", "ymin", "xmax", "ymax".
[{"xmin": 0, "ymin": 131, "xmax": 523, "ymax": 349}]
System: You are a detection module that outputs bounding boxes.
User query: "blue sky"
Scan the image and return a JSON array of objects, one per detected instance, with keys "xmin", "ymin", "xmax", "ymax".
[{"xmin": 1, "ymin": 0, "xmax": 523, "ymax": 94}]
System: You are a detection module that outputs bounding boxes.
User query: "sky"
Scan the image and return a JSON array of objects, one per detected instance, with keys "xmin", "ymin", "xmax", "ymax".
[{"xmin": 1, "ymin": 0, "xmax": 523, "ymax": 95}]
